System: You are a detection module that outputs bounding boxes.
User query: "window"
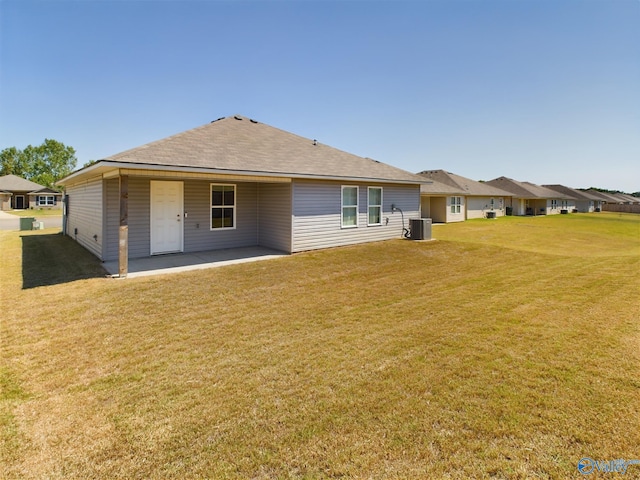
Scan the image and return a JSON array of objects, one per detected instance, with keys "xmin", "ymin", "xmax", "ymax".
[
  {"xmin": 341, "ymin": 186, "xmax": 358, "ymax": 228},
  {"xmin": 490, "ymin": 198, "xmax": 495, "ymax": 209},
  {"xmin": 37, "ymin": 195, "xmax": 55, "ymax": 206},
  {"xmin": 551, "ymin": 199, "xmax": 558, "ymax": 209},
  {"xmin": 451, "ymin": 196, "xmax": 462, "ymax": 214},
  {"xmin": 368, "ymin": 187, "xmax": 382, "ymax": 226},
  {"xmin": 211, "ymin": 184, "xmax": 235, "ymax": 229}
]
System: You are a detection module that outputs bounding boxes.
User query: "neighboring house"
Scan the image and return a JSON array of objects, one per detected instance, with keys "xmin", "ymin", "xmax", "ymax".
[
  {"xmin": 0, "ymin": 174, "xmax": 63, "ymax": 211},
  {"xmin": 418, "ymin": 170, "xmax": 512, "ymax": 220},
  {"xmin": 418, "ymin": 176, "xmax": 466, "ymax": 223},
  {"xmin": 583, "ymin": 189, "xmax": 623, "ymax": 205},
  {"xmin": 485, "ymin": 177, "xmax": 573, "ymax": 215},
  {"xmin": 611, "ymin": 193, "xmax": 640, "ymax": 204},
  {"xmin": 543, "ymin": 184, "xmax": 602, "ymax": 213},
  {"xmin": 587, "ymin": 191, "xmax": 640, "ymax": 214},
  {"xmin": 57, "ymin": 115, "xmax": 423, "ymax": 274}
]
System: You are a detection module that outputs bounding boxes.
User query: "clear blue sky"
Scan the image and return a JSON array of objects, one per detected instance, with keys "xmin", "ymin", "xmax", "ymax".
[{"xmin": 1, "ymin": 0, "xmax": 638, "ymax": 192}]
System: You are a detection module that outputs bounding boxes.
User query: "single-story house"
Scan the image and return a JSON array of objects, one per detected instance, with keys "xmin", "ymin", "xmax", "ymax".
[
  {"xmin": 418, "ymin": 170, "xmax": 512, "ymax": 220},
  {"xmin": 418, "ymin": 176, "xmax": 466, "ymax": 223},
  {"xmin": 583, "ymin": 189, "xmax": 624, "ymax": 204},
  {"xmin": 543, "ymin": 184, "xmax": 602, "ymax": 213},
  {"xmin": 0, "ymin": 174, "xmax": 63, "ymax": 210},
  {"xmin": 485, "ymin": 177, "xmax": 573, "ymax": 216},
  {"xmin": 610, "ymin": 193, "xmax": 639, "ymax": 204},
  {"xmin": 584, "ymin": 190, "xmax": 640, "ymax": 213},
  {"xmin": 57, "ymin": 115, "xmax": 423, "ymax": 275}
]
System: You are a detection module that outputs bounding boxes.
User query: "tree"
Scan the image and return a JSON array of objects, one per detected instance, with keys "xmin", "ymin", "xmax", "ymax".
[
  {"xmin": 0, "ymin": 139, "xmax": 77, "ymax": 189},
  {"xmin": 0, "ymin": 146, "xmax": 26, "ymax": 178}
]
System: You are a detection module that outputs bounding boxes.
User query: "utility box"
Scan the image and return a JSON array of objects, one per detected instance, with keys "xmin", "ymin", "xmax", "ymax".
[
  {"xmin": 20, "ymin": 217, "xmax": 35, "ymax": 231},
  {"xmin": 486, "ymin": 211, "xmax": 497, "ymax": 219},
  {"xmin": 410, "ymin": 218, "xmax": 432, "ymax": 240}
]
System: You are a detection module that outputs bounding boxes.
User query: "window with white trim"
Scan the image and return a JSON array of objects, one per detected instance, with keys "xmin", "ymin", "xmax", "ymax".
[
  {"xmin": 211, "ymin": 184, "xmax": 236, "ymax": 229},
  {"xmin": 341, "ymin": 186, "xmax": 358, "ymax": 228},
  {"xmin": 451, "ymin": 196, "xmax": 462, "ymax": 214},
  {"xmin": 367, "ymin": 187, "xmax": 382, "ymax": 226},
  {"xmin": 37, "ymin": 195, "xmax": 55, "ymax": 206},
  {"xmin": 551, "ymin": 199, "xmax": 558, "ymax": 209}
]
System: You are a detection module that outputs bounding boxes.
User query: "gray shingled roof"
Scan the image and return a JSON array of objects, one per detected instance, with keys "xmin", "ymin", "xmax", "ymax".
[
  {"xmin": 418, "ymin": 170, "xmax": 513, "ymax": 196},
  {"xmin": 583, "ymin": 189, "xmax": 623, "ymax": 202},
  {"xmin": 28, "ymin": 187, "xmax": 63, "ymax": 195},
  {"xmin": 612, "ymin": 193, "xmax": 640, "ymax": 204},
  {"xmin": 0, "ymin": 174, "xmax": 45, "ymax": 192},
  {"xmin": 419, "ymin": 178, "xmax": 465, "ymax": 194},
  {"xmin": 98, "ymin": 115, "xmax": 423, "ymax": 184},
  {"xmin": 485, "ymin": 177, "xmax": 570, "ymax": 199},
  {"xmin": 543, "ymin": 184, "xmax": 601, "ymax": 201}
]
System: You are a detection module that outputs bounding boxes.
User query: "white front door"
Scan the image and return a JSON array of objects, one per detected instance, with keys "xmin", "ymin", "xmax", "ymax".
[{"xmin": 150, "ymin": 181, "xmax": 183, "ymax": 255}]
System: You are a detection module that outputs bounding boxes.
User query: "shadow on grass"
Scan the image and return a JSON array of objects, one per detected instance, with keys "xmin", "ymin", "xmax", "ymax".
[{"xmin": 21, "ymin": 232, "xmax": 107, "ymax": 289}]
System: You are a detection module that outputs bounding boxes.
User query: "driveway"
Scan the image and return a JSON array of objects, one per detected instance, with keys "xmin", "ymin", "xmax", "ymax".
[{"xmin": 0, "ymin": 210, "xmax": 62, "ymax": 231}]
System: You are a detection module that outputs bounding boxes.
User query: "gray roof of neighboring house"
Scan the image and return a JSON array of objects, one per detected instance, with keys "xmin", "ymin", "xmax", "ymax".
[
  {"xmin": 419, "ymin": 177, "xmax": 466, "ymax": 195},
  {"xmin": 0, "ymin": 174, "xmax": 45, "ymax": 192},
  {"xmin": 542, "ymin": 184, "xmax": 602, "ymax": 201},
  {"xmin": 485, "ymin": 177, "xmax": 571, "ymax": 199},
  {"xmin": 62, "ymin": 115, "xmax": 424, "ymax": 185},
  {"xmin": 612, "ymin": 193, "xmax": 640, "ymax": 204},
  {"xmin": 583, "ymin": 189, "xmax": 624, "ymax": 203},
  {"xmin": 29, "ymin": 187, "xmax": 63, "ymax": 195},
  {"xmin": 418, "ymin": 170, "xmax": 513, "ymax": 197}
]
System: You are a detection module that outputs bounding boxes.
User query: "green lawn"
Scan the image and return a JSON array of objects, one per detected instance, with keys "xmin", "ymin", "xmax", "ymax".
[
  {"xmin": 1, "ymin": 213, "xmax": 639, "ymax": 479},
  {"xmin": 5, "ymin": 209, "xmax": 63, "ymax": 217}
]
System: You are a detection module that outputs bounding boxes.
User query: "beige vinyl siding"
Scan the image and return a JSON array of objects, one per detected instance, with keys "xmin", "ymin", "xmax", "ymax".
[
  {"xmin": 465, "ymin": 196, "xmax": 505, "ymax": 219},
  {"xmin": 65, "ymin": 176, "xmax": 104, "ymax": 259},
  {"xmin": 574, "ymin": 200, "xmax": 595, "ymax": 213},
  {"xmin": 291, "ymin": 180, "xmax": 420, "ymax": 252},
  {"xmin": 258, "ymin": 183, "xmax": 292, "ymax": 252},
  {"xmin": 420, "ymin": 196, "xmax": 431, "ymax": 219},
  {"xmin": 447, "ymin": 196, "xmax": 465, "ymax": 223},
  {"xmin": 545, "ymin": 198, "xmax": 576, "ymax": 215},
  {"xmin": 428, "ymin": 196, "xmax": 447, "ymax": 223}
]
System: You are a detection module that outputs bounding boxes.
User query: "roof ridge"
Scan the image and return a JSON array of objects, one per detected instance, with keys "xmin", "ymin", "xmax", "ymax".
[{"xmin": 77, "ymin": 115, "xmax": 426, "ymax": 184}]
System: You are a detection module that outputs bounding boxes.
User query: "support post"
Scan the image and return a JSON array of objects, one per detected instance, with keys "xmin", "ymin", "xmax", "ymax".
[{"xmin": 119, "ymin": 174, "xmax": 129, "ymax": 277}]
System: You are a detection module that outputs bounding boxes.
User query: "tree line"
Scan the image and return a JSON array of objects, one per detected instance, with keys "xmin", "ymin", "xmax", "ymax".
[{"xmin": 0, "ymin": 139, "xmax": 77, "ymax": 190}]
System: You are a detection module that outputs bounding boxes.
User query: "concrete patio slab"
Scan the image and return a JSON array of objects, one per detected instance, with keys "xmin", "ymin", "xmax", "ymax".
[{"xmin": 102, "ymin": 246, "xmax": 288, "ymax": 279}]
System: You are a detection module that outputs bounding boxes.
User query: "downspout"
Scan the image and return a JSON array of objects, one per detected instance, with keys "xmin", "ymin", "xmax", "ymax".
[{"xmin": 62, "ymin": 193, "xmax": 68, "ymax": 236}]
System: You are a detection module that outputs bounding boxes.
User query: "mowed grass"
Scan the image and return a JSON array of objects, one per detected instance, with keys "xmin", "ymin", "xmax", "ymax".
[
  {"xmin": 6, "ymin": 209, "xmax": 63, "ymax": 217},
  {"xmin": 1, "ymin": 213, "xmax": 639, "ymax": 479}
]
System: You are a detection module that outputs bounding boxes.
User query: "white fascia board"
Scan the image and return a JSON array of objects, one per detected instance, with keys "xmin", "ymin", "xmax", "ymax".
[{"xmin": 58, "ymin": 160, "xmax": 423, "ymax": 186}]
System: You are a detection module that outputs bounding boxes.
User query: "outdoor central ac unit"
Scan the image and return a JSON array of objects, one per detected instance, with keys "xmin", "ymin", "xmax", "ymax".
[{"xmin": 410, "ymin": 218, "xmax": 432, "ymax": 240}]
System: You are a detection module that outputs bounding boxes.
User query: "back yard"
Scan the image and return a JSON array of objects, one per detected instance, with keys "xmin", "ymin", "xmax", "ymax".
[{"xmin": 2, "ymin": 213, "xmax": 639, "ymax": 479}]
